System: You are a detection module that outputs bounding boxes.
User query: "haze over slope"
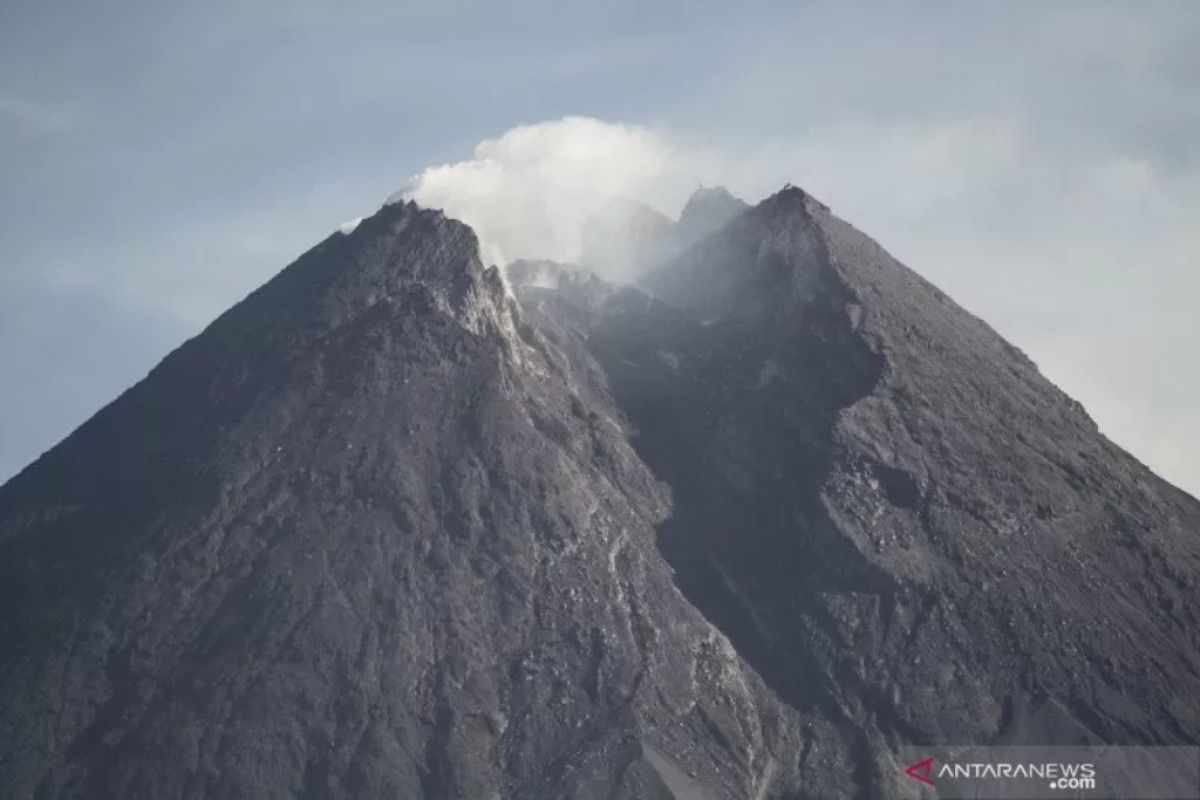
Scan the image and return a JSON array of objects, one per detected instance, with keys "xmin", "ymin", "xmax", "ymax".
[{"xmin": 388, "ymin": 118, "xmax": 1200, "ymax": 497}]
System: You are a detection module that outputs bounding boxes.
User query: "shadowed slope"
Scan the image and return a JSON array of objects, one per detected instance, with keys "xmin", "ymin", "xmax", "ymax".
[{"xmin": 517, "ymin": 186, "xmax": 1200, "ymax": 796}]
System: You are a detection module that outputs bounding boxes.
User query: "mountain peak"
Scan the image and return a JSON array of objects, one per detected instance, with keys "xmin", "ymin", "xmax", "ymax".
[
  {"xmin": 315, "ymin": 199, "xmax": 523, "ymax": 341},
  {"xmin": 676, "ymin": 185, "xmax": 749, "ymax": 245},
  {"xmin": 755, "ymin": 183, "xmax": 831, "ymax": 218},
  {"xmin": 683, "ymin": 184, "xmax": 739, "ymax": 205},
  {"xmin": 3, "ymin": 169, "xmax": 1199, "ymax": 799}
]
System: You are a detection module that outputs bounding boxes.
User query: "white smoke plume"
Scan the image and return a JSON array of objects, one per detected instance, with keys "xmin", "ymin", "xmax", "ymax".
[{"xmin": 395, "ymin": 116, "xmax": 678, "ymax": 267}]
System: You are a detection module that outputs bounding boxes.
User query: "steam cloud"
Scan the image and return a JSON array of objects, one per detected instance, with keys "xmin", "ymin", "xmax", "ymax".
[{"xmin": 396, "ymin": 116, "xmax": 678, "ymax": 268}]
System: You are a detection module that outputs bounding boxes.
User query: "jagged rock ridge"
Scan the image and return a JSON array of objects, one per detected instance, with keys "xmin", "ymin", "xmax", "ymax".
[{"xmin": 1, "ymin": 185, "xmax": 1197, "ymax": 799}]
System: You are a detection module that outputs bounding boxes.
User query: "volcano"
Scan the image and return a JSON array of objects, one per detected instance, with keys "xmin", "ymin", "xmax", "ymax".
[{"xmin": 1, "ymin": 186, "xmax": 1197, "ymax": 799}]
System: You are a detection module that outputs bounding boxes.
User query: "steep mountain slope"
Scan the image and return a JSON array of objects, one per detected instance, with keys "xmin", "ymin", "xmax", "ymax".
[
  {"xmin": 2, "ymin": 185, "xmax": 1198, "ymax": 799},
  {"xmin": 516, "ymin": 186, "xmax": 1200, "ymax": 794},
  {"xmin": 645, "ymin": 188, "xmax": 1200, "ymax": 748},
  {"xmin": 0, "ymin": 202, "xmax": 837, "ymax": 799}
]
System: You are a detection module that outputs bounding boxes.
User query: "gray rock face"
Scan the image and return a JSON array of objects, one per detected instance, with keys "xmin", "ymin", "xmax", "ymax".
[
  {"xmin": 2, "ymin": 188, "xmax": 1198, "ymax": 799},
  {"xmin": 0, "ymin": 201, "xmax": 822, "ymax": 799},
  {"xmin": 519, "ymin": 187, "xmax": 1200, "ymax": 794}
]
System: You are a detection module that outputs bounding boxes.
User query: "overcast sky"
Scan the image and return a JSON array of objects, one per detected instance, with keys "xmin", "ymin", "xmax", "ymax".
[{"xmin": 1, "ymin": 1, "xmax": 1197, "ymax": 495}]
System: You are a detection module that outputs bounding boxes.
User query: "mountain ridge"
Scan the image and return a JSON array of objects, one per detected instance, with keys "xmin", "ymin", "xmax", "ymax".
[
  {"xmin": 517, "ymin": 183, "xmax": 1200, "ymax": 789},
  {"xmin": 2, "ymin": 185, "xmax": 1197, "ymax": 799}
]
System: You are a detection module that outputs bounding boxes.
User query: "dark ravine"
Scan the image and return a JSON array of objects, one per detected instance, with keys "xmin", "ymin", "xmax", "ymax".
[{"xmin": 1, "ymin": 186, "xmax": 1198, "ymax": 799}]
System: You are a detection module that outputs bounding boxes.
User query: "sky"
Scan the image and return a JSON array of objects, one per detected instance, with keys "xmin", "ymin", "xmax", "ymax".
[{"xmin": 1, "ymin": 1, "xmax": 1197, "ymax": 495}]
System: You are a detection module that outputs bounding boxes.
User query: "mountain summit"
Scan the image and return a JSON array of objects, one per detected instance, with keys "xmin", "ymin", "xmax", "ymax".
[
  {"xmin": 2, "ymin": 186, "xmax": 1197, "ymax": 799},
  {"xmin": 674, "ymin": 185, "xmax": 749, "ymax": 246}
]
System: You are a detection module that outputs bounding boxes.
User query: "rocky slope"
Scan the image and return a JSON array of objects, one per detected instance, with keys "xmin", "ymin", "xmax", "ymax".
[
  {"xmin": 0, "ymin": 200, "xmax": 832, "ymax": 799},
  {"xmin": 1, "ymin": 186, "xmax": 1197, "ymax": 799},
  {"xmin": 514, "ymin": 186, "xmax": 1200, "ymax": 794}
]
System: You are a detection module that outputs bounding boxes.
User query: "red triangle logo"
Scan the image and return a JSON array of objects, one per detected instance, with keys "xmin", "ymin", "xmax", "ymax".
[{"xmin": 905, "ymin": 756, "xmax": 935, "ymax": 786}]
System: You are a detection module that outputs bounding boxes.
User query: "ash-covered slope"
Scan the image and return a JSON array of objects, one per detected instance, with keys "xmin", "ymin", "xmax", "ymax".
[
  {"xmin": 2, "ymin": 184, "xmax": 1198, "ymax": 800},
  {"xmin": 516, "ymin": 186, "xmax": 1200, "ymax": 794},
  {"xmin": 0, "ymin": 202, "xmax": 839, "ymax": 799}
]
